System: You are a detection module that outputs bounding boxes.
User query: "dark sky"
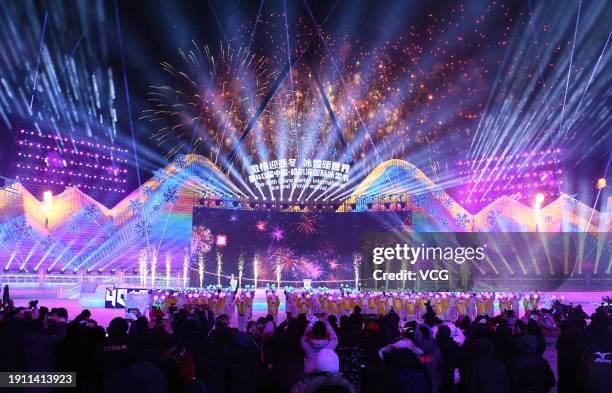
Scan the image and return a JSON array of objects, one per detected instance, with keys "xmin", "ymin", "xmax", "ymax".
[{"xmin": 0, "ymin": 0, "xmax": 609, "ymax": 208}]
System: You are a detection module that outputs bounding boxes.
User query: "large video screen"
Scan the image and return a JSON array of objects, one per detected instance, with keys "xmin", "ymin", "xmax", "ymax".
[
  {"xmin": 192, "ymin": 207, "xmax": 412, "ymax": 287},
  {"xmin": 192, "ymin": 207, "xmax": 607, "ymax": 291}
]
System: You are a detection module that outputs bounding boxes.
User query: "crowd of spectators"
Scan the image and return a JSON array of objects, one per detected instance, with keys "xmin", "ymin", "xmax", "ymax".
[{"xmin": 0, "ymin": 288, "xmax": 610, "ymax": 393}]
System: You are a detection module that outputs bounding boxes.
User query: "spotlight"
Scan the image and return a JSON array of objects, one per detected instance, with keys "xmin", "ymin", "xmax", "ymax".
[
  {"xmin": 87, "ymin": 269, "xmax": 91, "ymax": 274},
  {"xmin": 384, "ymin": 202, "xmax": 391, "ymax": 210},
  {"xmin": 198, "ymin": 198, "xmax": 205, "ymax": 206},
  {"xmin": 332, "ymin": 204, "xmax": 339, "ymax": 210},
  {"xmin": 399, "ymin": 202, "xmax": 406, "ymax": 209},
  {"xmin": 98, "ymin": 269, "xmax": 103, "ymax": 274},
  {"xmin": 111, "ymin": 269, "xmax": 116, "ymax": 274},
  {"xmin": 249, "ymin": 202, "xmax": 256, "ymax": 209},
  {"xmin": 215, "ymin": 200, "xmax": 222, "ymax": 206},
  {"xmin": 266, "ymin": 203, "xmax": 272, "ymax": 210},
  {"xmin": 299, "ymin": 203, "xmax": 306, "ymax": 210},
  {"xmin": 47, "ymin": 268, "xmax": 51, "ymax": 273},
  {"xmin": 366, "ymin": 203, "xmax": 373, "ymax": 210},
  {"xmin": 317, "ymin": 204, "xmax": 323, "ymax": 211},
  {"xmin": 232, "ymin": 201, "xmax": 239, "ymax": 208},
  {"xmin": 535, "ymin": 192, "xmax": 544, "ymax": 206},
  {"xmin": 596, "ymin": 178, "xmax": 607, "ymax": 190},
  {"xmin": 350, "ymin": 203, "xmax": 356, "ymax": 210},
  {"xmin": 282, "ymin": 203, "xmax": 289, "ymax": 210}
]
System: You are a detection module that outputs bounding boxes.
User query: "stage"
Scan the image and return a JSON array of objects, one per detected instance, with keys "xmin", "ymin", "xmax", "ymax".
[{"xmin": 11, "ymin": 290, "xmax": 608, "ymax": 330}]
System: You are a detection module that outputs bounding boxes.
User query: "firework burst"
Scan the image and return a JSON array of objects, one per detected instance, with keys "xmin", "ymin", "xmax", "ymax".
[
  {"xmin": 299, "ymin": 260, "xmax": 324, "ymax": 280},
  {"xmin": 295, "ymin": 214, "xmax": 318, "ymax": 236},
  {"xmin": 141, "ymin": 41, "xmax": 277, "ymax": 160},
  {"xmin": 191, "ymin": 226, "xmax": 213, "ymax": 254},
  {"xmin": 255, "ymin": 220, "xmax": 267, "ymax": 232},
  {"xmin": 269, "ymin": 226, "xmax": 284, "ymax": 241}
]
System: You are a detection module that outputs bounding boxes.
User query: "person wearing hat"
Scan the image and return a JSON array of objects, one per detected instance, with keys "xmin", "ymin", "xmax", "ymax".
[
  {"xmin": 301, "ymin": 319, "xmax": 338, "ymax": 373},
  {"xmin": 510, "ymin": 335, "xmax": 555, "ymax": 393}
]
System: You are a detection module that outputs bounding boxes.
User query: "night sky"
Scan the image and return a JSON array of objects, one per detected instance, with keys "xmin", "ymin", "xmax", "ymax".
[{"xmin": 0, "ymin": 0, "xmax": 609, "ymax": 208}]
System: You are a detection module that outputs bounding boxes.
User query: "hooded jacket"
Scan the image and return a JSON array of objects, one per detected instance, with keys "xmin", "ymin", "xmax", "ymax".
[{"xmin": 301, "ymin": 322, "xmax": 338, "ymax": 373}]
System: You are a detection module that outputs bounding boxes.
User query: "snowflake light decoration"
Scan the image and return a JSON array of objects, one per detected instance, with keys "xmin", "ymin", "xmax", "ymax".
[
  {"xmin": 40, "ymin": 234, "xmax": 55, "ymax": 248},
  {"xmin": 8, "ymin": 220, "xmax": 32, "ymax": 241},
  {"xmin": 162, "ymin": 187, "xmax": 179, "ymax": 204},
  {"xmin": 103, "ymin": 222, "xmax": 118, "ymax": 236},
  {"xmin": 67, "ymin": 222, "xmax": 80, "ymax": 233},
  {"xmin": 134, "ymin": 220, "xmax": 152, "ymax": 238},
  {"xmin": 128, "ymin": 199, "xmax": 143, "ymax": 214},
  {"xmin": 172, "ymin": 154, "xmax": 187, "ymax": 169},
  {"xmin": 412, "ymin": 194, "xmax": 427, "ymax": 208},
  {"xmin": 192, "ymin": 226, "xmax": 213, "ymax": 254},
  {"xmin": 83, "ymin": 204, "xmax": 101, "ymax": 221},
  {"xmin": 142, "ymin": 186, "xmax": 154, "ymax": 197},
  {"xmin": 405, "ymin": 167, "xmax": 418, "ymax": 178},
  {"xmin": 439, "ymin": 217, "xmax": 449, "ymax": 228},
  {"xmin": 544, "ymin": 215, "xmax": 553, "ymax": 224},
  {"xmin": 153, "ymin": 169, "xmax": 167, "ymax": 183},
  {"xmin": 443, "ymin": 198, "xmax": 453, "ymax": 209},
  {"xmin": 455, "ymin": 213, "xmax": 470, "ymax": 229}
]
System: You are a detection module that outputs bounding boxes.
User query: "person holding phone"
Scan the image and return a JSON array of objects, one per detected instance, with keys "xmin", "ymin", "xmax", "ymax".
[{"xmin": 300, "ymin": 318, "xmax": 338, "ymax": 373}]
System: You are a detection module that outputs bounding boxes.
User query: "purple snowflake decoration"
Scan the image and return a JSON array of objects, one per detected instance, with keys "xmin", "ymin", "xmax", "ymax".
[
  {"xmin": 439, "ymin": 217, "xmax": 449, "ymax": 228},
  {"xmin": 83, "ymin": 204, "xmax": 101, "ymax": 221},
  {"xmin": 405, "ymin": 167, "xmax": 418, "ymax": 178},
  {"xmin": 128, "ymin": 199, "xmax": 143, "ymax": 214},
  {"xmin": 162, "ymin": 187, "xmax": 179, "ymax": 204},
  {"xmin": 134, "ymin": 220, "xmax": 152, "ymax": 238},
  {"xmin": 443, "ymin": 198, "xmax": 453, "ymax": 209},
  {"xmin": 428, "ymin": 209, "xmax": 438, "ymax": 217},
  {"xmin": 103, "ymin": 222, "xmax": 118, "ymax": 236},
  {"xmin": 455, "ymin": 213, "xmax": 470, "ymax": 229},
  {"xmin": 40, "ymin": 234, "xmax": 55, "ymax": 248},
  {"xmin": 412, "ymin": 194, "xmax": 427, "ymax": 207},
  {"xmin": 153, "ymin": 169, "xmax": 167, "ymax": 183},
  {"xmin": 142, "ymin": 186, "xmax": 154, "ymax": 197},
  {"xmin": 544, "ymin": 215, "xmax": 553, "ymax": 224},
  {"xmin": 67, "ymin": 222, "xmax": 80, "ymax": 233},
  {"xmin": 8, "ymin": 220, "xmax": 32, "ymax": 241},
  {"xmin": 151, "ymin": 203, "xmax": 162, "ymax": 212},
  {"xmin": 173, "ymin": 154, "xmax": 187, "ymax": 169},
  {"xmin": 432, "ymin": 188, "xmax": 444, "ymax": 198}
]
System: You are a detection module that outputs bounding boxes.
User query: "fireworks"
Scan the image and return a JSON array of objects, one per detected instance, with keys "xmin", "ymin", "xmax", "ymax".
[
  {"xmin": 192, "ymin": 226, "xmax": 213, "ymax": 254},
  {"xmin": 299, "ymin": 260, "xmax": 323, "ymax": 280},
  {"xmin": 150, "ymin": 250, "xmax": 157, "ymax": 288},
  {"xmin": 139, "ymin": 249, "xmax": 148, "ymax": 287},
  {"xmin": 353, "ymin": 252, "xmax": 361, "ymax": 290},
  {"xmin": 198, "ymin": 253, "xmax": 205, "ymax": 288},
  {"xmin": 270, "ymin": 226, "xmax": 284, "ymax": 241},
  {"xmin": 183, "ymin": 251, "xmax": 189, "ymax": 289},
  {"xmin": 253, "ymin": 253, "xmax": 261, "ymax": 289},
  {"xmin": 216, "ymin": 251, "xmax": 223, "ymax": 286},
  {"xmin": 296, "ymin": 214, "xmax": 318, "ymax": 235},
  {"xmin": 216, "ymin": 234, "xmax": 228, "ymax": 247},
  {"xmin": 141, "ymin": 41, "xmax": 277, "ymax": 160},
  {"xmin": 255, "ymin": 220, "xmax": 267, "ymax": 232},
  {"xmin": 238, "ymin": 252, "xmax": 245, "ymax": 288},
  {"xmin": 165, "ymin": 251, "xmax": 171, "ymax": 288}
]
